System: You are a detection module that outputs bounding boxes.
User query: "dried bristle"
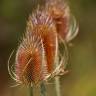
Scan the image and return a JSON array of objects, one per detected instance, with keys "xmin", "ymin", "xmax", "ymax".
[
  {"xmin": 45, "ymin": 0, "xmax": 70, "ymax": 40},
  {"xmin": 15, "ymin": 33, "xmax": 48, "ymax": 86},
  {"xmin": 27, "ymin": 9, "xmax": 57, "ymax": 73}
]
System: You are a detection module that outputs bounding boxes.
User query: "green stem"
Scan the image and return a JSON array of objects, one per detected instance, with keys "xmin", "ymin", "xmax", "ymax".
[
  {"xmin": 29, "ymin": 86, "xmax": 33, "ymax": 96},
  {"xmin": 55, "ymin": 54, "xmax": 61, "ymax": 96},
  {"xmin": 54, "ymin": 35, "xmax": 61, "ymax": 96},
  {"xmin": 40, "ymin": 82, "xmax": 46, "ymax": 96},
  {"xmin": 55, "ymin": 77, "xmax": 61, "ymax": 96}
]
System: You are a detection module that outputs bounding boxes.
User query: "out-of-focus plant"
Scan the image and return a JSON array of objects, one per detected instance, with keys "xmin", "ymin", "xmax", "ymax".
[{"xmin": 8, "ymin": 0, "xmax": 78, "ymax": 96}]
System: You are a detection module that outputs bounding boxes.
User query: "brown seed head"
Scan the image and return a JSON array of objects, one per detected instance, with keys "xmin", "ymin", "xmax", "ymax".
[
  {"xmin": 45, "ymin": 0, "xmax": 79, "ymax": 42},
  {"xmin": 45, "ymin": 0, "xmax": 75, "ymax": 41},
  {"xmin": 15, "ymin": 32, "xmax": 48, "ymax": 86},
  {"xmin": 27, "ymin": 10, "xmax": 58, "ymax": 73}
]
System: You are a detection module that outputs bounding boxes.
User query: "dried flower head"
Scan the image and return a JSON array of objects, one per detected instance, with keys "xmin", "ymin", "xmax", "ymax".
[
  {"xmin": 8, "ymin": 33, "xmax": 48, "ymax": 86},
  {"xmin": 27, "ymin": 9, "xmax": 57, "ymax": 73},
  {"xmin": 17, "ymin": 34, "xmax": 48, "ymax": 86},
  {"xmin": 45, "ymin": 0, "xmax": 79, "ymax": 42}
]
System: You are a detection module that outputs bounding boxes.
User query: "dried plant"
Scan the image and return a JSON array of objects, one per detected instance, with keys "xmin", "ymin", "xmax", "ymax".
[{"xmin": 8, "ymin": 0, "xmax": 78, "ymax": 96}]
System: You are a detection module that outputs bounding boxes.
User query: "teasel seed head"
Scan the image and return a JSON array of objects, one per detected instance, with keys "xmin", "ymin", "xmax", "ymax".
[
  {"xmin": 45, "ymin": 0, "xmax": 79, "ymax": 42},
  {"xmin": 26, "ymin": 9, "xmax": 58, "ymax": 73},
  {"xmin": 15, "ymin": 32, "xmax": 48, "ymax": 86}
]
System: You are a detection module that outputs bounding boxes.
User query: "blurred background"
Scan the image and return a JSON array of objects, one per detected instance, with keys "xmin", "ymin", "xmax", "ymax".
[{"xmin": 0, "ymin": 0, "xmax": 96, "ymax": 96}]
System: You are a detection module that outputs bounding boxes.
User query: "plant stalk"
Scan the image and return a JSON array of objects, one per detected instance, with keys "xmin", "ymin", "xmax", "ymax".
[
  {"xmin": 55, "ymin": 77, "xmax": 61, "ymax": 96},
  {"xmin": 40, "ymin": 82, "xmax": 46, "ymax": 96},
  {"xmin": 29, "ymin": 86, "xmax": 33, "ymax": 96},
  {"xmin": 55, "ymin": 35, "xmax": 61, "ymax": 96}
]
